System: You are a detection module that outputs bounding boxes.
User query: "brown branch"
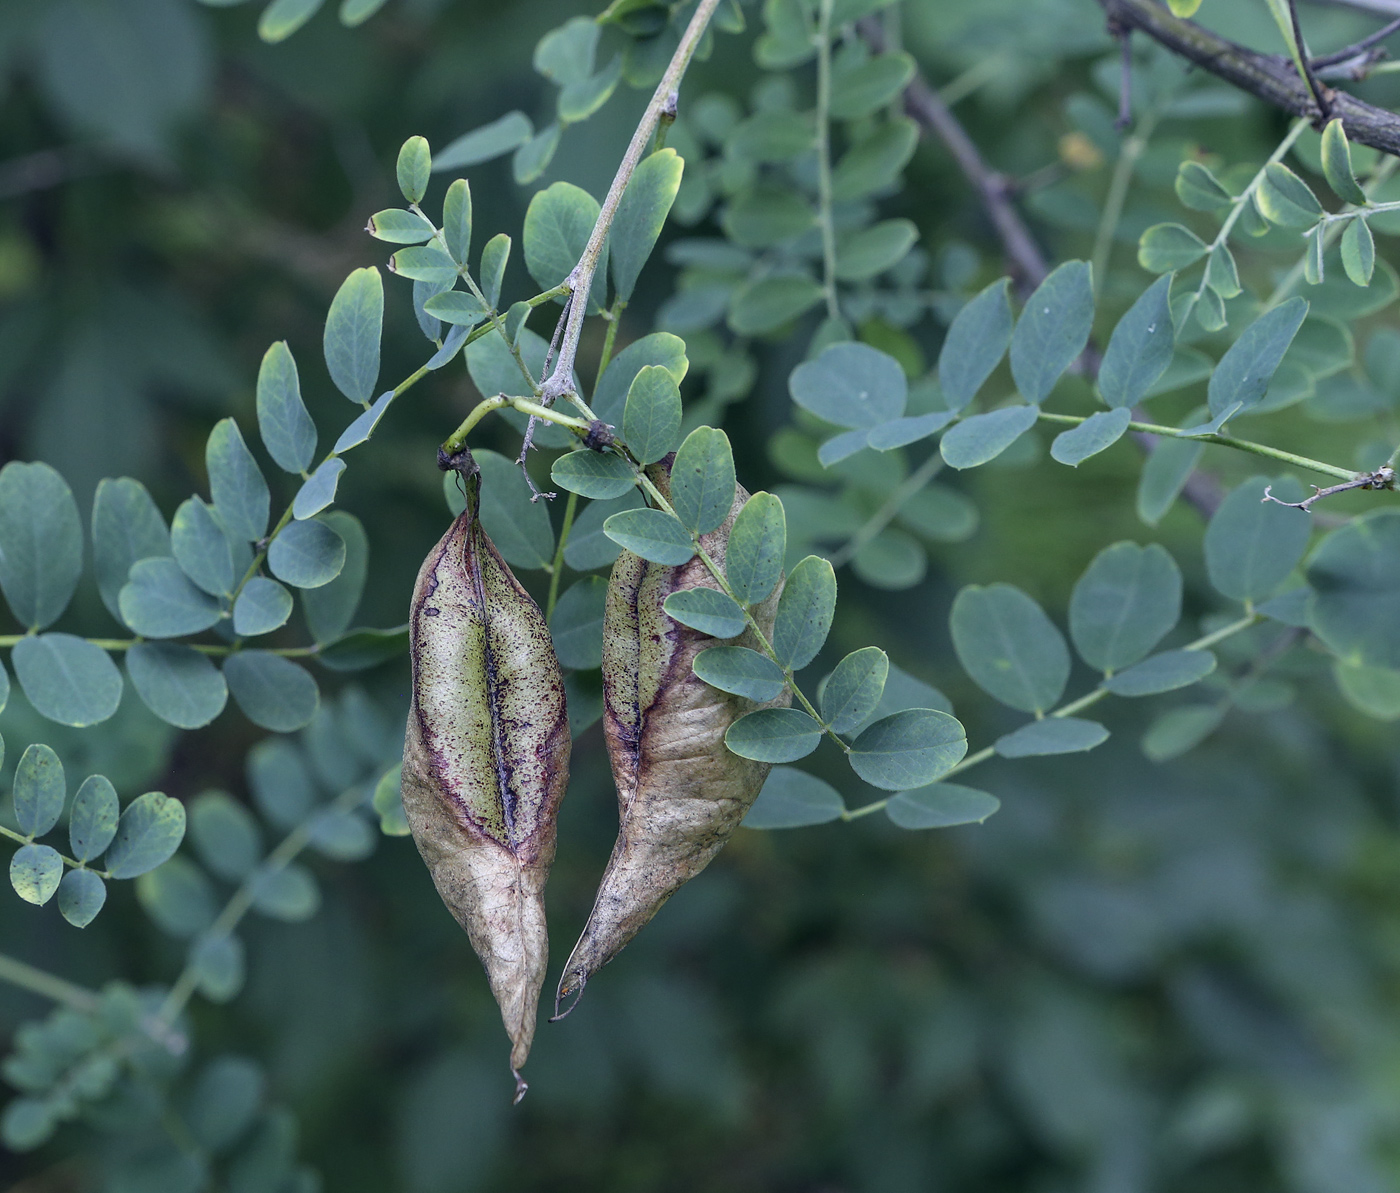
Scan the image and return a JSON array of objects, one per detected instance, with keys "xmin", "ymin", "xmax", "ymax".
[
  {"xmin": 1101, "ymin": 0, "xmax": 1400, "ymax": 155},
  {"xmin": 858, "ymin": 19, "xmax": 1049, "ymax": 288}
]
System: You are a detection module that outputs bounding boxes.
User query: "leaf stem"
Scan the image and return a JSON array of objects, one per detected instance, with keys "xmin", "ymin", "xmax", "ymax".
[
  {"xmin": 0, "ymin": 951, "xmax": 102, "ymax": 1013},
  {"xmin": 154, "ymin": 783, "xmax": 367, "ymax": 1029},
  {"xmin": 1091, "ymin": 107, "xmax": 1160, "ymax": 290},
  {"xmin": 840, "ymin": 612, "xmax": 1261, "ymax": 821},
  {"xmin": 632, "ymin": 472, "xmax": 845, "ymax": 753},
  {"xmin": 1035, "ymin": 410, "xmax": 1358, "ymax": 481},
  {"xmin": 829, "ymin": 451, "xmax": 944, "ymax": 568},
  {"xmin": 539, "ymin": 0, "xmax": 725, "ymax": 405},
  {"xmin": 815, "ymin": 0, "xmax": 840, "ymax": 321},
  {"xmin": 595, "ymin": 302, "xmax": 625, "ymax": 391},
  {"xmin": 545, "ymin": 490, "xmax": 579, "ymax": 621},
  {"xmin": 1265, "ymin": 152, "xmax": 1400, "ymax": 310}
]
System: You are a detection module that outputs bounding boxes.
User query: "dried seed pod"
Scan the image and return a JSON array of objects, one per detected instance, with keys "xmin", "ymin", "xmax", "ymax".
[
  {"xmin": 402, "ymin": 456, "xmax": 569, "ymax": 1100},
  {"xmin": 556, "ymin": 461, "xmax": 786, "ymax": 1013}
]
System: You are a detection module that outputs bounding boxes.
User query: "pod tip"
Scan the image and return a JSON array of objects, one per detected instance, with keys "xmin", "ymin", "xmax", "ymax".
[
  {"xmin": 550, "ymin": 975, "xmax": 587, "ymax": 1022},
  {"xmin": 512, "ymin": 1069, "xmax": 528, "ymax": 1105}
]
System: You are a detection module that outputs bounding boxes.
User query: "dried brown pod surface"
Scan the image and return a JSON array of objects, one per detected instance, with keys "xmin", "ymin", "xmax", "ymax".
[
  {"xmin": 557, "ymin": 463, "xmax": 786, "ymax": 1011},
  {"xmin": 402, "ymin": 476, "xmax": 569, "ymax": 1098}
]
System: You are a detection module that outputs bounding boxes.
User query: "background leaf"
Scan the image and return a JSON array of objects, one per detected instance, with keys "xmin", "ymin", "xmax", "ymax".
[
  {"xmin": 0, "ymin": 462, "xmax": 83, "ymax": 631},
  {"xmin": 323, "ymin": 267, "xmax": 383, "ymax": 404},
  {"xmin": 950, "ymin": 584, "xmax": 1070, "ymax": 713},
  {"xmin": 1009, "ymin": 261, "xmax": 1094, "ymax": 404}
]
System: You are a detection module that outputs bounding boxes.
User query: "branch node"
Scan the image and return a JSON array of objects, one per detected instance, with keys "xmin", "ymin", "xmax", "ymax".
[
  {"xmin": 1261, "ymin": 467, "xmax": 1394, "ymax": 512},
  {"xmin": 583, "ymin": 420, "xmax": 616, "ymax": 451}
]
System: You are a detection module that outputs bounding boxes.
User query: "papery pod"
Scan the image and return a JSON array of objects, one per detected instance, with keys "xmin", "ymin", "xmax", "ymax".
[
  {"xmin": 556, "ymin": 459, "xmax": 786, "ymax": 1013},
  {"xmin": 402, "ymin": 452, "xmax": 569, "ymax": 1100}
]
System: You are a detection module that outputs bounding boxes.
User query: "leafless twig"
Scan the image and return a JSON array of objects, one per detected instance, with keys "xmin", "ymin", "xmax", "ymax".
[
  {"xmin": 1311, "ymin": 14, "xmax": 1400, "ymax": 65},
  {"xmin": 1262, "ymin": 466, "xmax": 1395, "ymax": 511}
]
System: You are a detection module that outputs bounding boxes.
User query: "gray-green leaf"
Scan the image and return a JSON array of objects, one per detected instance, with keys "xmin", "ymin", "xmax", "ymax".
[
  {"xmin": 693, "ymin": 646, "xmax": 787, "ymax": 702},
  {"xmin": 611, "ymin": 149, "xmax": 684, "ymax": 303},
  {"xmin": 171, "ymin": 497, "xmax": 235, "ymax": 597},
  {"xmin": 301, "ymin": 511, "xmax": 368, "ymax": 644},
  {"xmin": 670, "ymin": 426, "xmax": 736, "ymax": 535},
  {"xmin": 821, "ymin": 646, "xmax": 888, "ymax": 735},
  {"xmin": 1207, "ymin": 298, "xmax": 1309, "ymax": 419},
  {"xmin": 69, "ymin": 774, "xmax": 119, "ymax": 862},
  {"xmin": 549, "ymin": 576, "xmax": 607, "ymax": 671},
  {"xmin": 1098, "ymin": 273, "xmax": 1174, "ymax": 409},
  {"xmin": 849, "ymin": 708, "xmax": 967, "ymax": 790},
  {"xmin": 1102, "ymin": 648, "xmax": 1216, "ymax": 696},
  {"xmin": 127, "ymin": 643, "xmax": 229, "ymax": 730},
  {"xmin": 772, "ymin": 554, "xmax": 836, "ymax": 670},
  {"xmin": 623, "ymin": 364, "xmax": 683, "ymax": 465},
  {"xmin": 12, "ymin": 634, "xmax": 123, "ymax": 728},
  {"xmin": 10, "ymin": 844, "xmax": 62, "ymax": 905},
  {"xmin": 206, "ymin": 418, "xmax": 270, "ymax": 542},
  {"xmin": 105, "ymin": 792, "xmax": 187, "ymax": 880},
  {"xmin": 0, "ymin": 461, "xmax": 83, "ymax": 631},
  {"xmin": 256, "ymin": 342, "xmax": 317, "ymax": 475},
  {"xmin": 940, "ymin": 405, "xmax": 1039, "ymax": 470},
  {"xmin": 1010, "ymin": 260, "xmax": 1094, "ymax": 404},
  {"xmin": 662, "ymin": 588, "xmax": 747, "ymax": 638},
  {"xmin": 523, "ymin": 181, "xmax": 606, "ymax": 313},
  {"xmin": 885, "ymin": 783, "xmax": 999, "ymax": 830},
  {"xmin": 1307, "ymin": 509, "xmax": 1400, "ymax": 668},
  {"xmin": 724, "ymin": 707, "xmax": 823, "ymax": 762},
  {"xmin": 1204, "ymin": 476, "xmax": 1311, "ymax": 603},
  {"xmin": 741, "ymin": 767, "xmax": 845, "ymax": 828},
  {"xmin": 233, "ymin": 578, "xmax": 293, "ymax": 637},
  {"xmin": 92, "ymin": 478, "xmax": 169, "ymax": 625},
  {"xmin": 324, "ymin": 267, "xmax": 383, "ymax": 404},
  {"xmin": 57, "ymin": 868, "xmax": 105, "ymax": 927},
  {"xmin": 476, "ymin": 450, "xmax": 555, "ymax": 569},
  {"xmin": 937, "ymin": 277, "xmax": 1012, "ymax": 412},
  {"xmin": 789, "ymin": 342, "xmax": 906, "ymax": 428},
  {"xmin": 267, "ymin": 518, "xmax": 346, "ymax": 589},
  {"xmin": 1050, "ymin": 408, "xmax": 1132, "ymax": 466},
  {"xmin": 13, "ymin": 743, "xmax": 64, "ymax": 839},
  {"xmin": 995, "ymin": 717, "xmax": 1108, "ymax": 757},
  {"xmin": 223, "ymin": 652, "xmax": 319, "ymax": 732},
  {"xmin": 189, "ymin": 791, "xmax": 263, "ymax": 882},
  {"xmin": 551, "ymin": 451, "xmax": 637, "ymax": 500},
  {"xmin": 602, "ymin": 508, "xmax": 695, "ymax": 566},
  {"xmin": 950, "ymin": 583, "xmax": 1069, "ymax": 713},
  {"xmin": 1069, "ymin": 541, "xmax": 1182, "ymax": 672},
  {"xmin": 725, "ymin": 492, "xmax": 786, "ymax": 605},
  {"xmin": 119, "ymin": 558, "xmax": 223, "ymax": 639}
]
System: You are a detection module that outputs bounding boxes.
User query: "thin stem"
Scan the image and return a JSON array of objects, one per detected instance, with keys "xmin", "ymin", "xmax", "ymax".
[
  {"xmin": 815, "ymin": 0, "xmax": 840, "ymax": 321},
  {"xmin": 631, "ymin": 473, "xmax": 843, "ymax": 752},
  {"xmin": 1091, "ymin": 108, "xmax": 1160, "ymax": 287},
  {"xmin": 546, "ymin": 491, "xmax": 579, "ymax": 621},
  {"xmin": 829, "ymin": 452, "xmax": 944, "ymax": 568},
  {"xmin": 840, "ymin": 612, "xmax": 1262, "ymax": 821},
  {"xmin": 440, "ymin": 394, "xmax": 590, "ymax": 456},
  {"xmin": 0, "ymin": 637, "xmax": 319, "ymax": 658},
  {"xmin": 0, "ymin": 952, "xmax": 102, "ymax": 1013},
  {"xmin": 0, "ymin": 824, "xmax": 97, "ymax": 873},
  {"xmin": 1311, "ymin": 15, "xmax": 1400, "ymax": 68},
  {"xmin": 1034, "ymin": 410, "xmax": 1358, "ymax": 481},
  {"xmin": 1176, "ymin": 118, "xmax": 1308, "ymax": 328},
  {"xmin": 540, "ymin": 0, "xmax": 725, "ymax": 403},
  {"xmin": 1266, "ymin": 153, "xmax": 1400, "ymax": 309},
  {"xmin": 155, "ymin": 784, "xmax": 367, "ymax": 1029},
  {"xmin": 595, "ymin": 302, "xmax": 625, "ymax": 392}
]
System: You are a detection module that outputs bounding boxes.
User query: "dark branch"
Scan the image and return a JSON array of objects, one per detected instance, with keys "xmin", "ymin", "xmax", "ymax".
[
  {"xmin": 858, "ymin": 18, "xmax": 1049, "ymax": 288},
  {"xmin": 1311, "ymin": 14, "xmax": 1400, "ymax": 66},
  {"xmin": 1101, "ymin": 0, "xmax": 1400, "ymax": 155}
]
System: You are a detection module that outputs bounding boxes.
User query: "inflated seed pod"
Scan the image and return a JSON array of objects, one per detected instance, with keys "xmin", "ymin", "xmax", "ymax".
[
  {"xmin": 402, "ymin": 451, "xmax": 569, "ymax": 1101},
  {"xmin": 556, "ymin": 460, "xmax": 786, "ymax": 1013}
]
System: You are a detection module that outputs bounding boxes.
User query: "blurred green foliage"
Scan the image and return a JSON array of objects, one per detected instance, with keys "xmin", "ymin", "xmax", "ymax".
[{"xmin": 4, "ymin": 0, "xmax": 1400, "ymax": 1190}]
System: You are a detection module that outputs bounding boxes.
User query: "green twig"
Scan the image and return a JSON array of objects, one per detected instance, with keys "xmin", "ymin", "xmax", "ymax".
[
  {"xmin": 154, "ymin": 783, "xmax": 368, "ymax": 1029},
  {"xmin": 1091, "ymin": 108, "xmax": 1160, "ymax": 289},
  {"xmin": 815, "ymin": 0, "xmax": 840, "ymax": 321},
  {"xmin": 0, "ymin": 951, "xmax": 102, "ymax": 1013},
  {"xmin": 829, "ymin": 452, "xmax": 944, "ymax": 568},
  {"xmin": 1035, "ymin": 410, "xmax": 1358, "ymax": 482},
  {"xmin": 841, "ymin": 612, "xmax": 1260, "ymax": 821},
  {"xmin": 546, "ymin": 491, "xmax": 579, "ymax": 622}
]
